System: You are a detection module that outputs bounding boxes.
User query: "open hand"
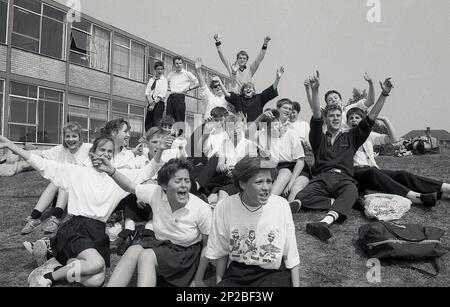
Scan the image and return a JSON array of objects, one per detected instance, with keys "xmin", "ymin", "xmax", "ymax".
[
  {"xmin": 195, "ymin": 57, "xmax": 202, "ymax": 70},
  {"xmin": 380, "ymin": 78, "xmax": 394, "ymax": 95},
  {"xmin": 276, "ymin": 66, "xmax": 285, "ymax": 79},
  {"xmin": 213, "ymin": 34, "xmax": 221, "ymax": 42},
  {"xmin": 363, "ymin": 73, "xmax": 373, "ymax": 83},
  {"xmin": 264, "ymin": 35, "xmax": 271, "ymax": 44},
  {"xmin": 158, "ymin": 135, "xmax": 175, "ymax": 151}
]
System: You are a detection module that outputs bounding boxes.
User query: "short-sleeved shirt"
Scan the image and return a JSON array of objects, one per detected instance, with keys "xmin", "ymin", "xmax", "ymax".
[
  {"xmin": 354, "ymin": 132, "xmax": 390, "ymax": 168},
  {"xmin": 205, "ymin": 194, "xmax": 300, "ymax": 270},
  {"xmin": 257, "ymin": 129, "xmax": 305, "ymax": 164},
  {"xmin": 199, "ymin": 85, "xmax": 228, "ymax": 118},
  {"xmin": 226, "ymin": 86, "xmax": 278, "ymax": 122},
  {"xmin": 136, "ymin": 184, "xmax": 212, "ymax": 247},
  {"xmin": 41, "ymin": 143, "xmax": 92, "ymax": 166}
]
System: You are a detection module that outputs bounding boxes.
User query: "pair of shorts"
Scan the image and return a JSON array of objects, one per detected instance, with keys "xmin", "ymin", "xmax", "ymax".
[
  {"xmin": 51, "ymin": 216, "xmax": 110, "ymax": 267},
  {"xmin": 135, "ymin": 231, "xmax": 202, "ymax": 287},
  {"xmin": 277, "ymin": 161, "xmax": 312, "ymax": 180}
]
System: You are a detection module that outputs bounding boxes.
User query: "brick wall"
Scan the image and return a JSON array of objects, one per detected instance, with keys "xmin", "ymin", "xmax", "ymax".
[
  {"xmin": 69, "ymin": 64, "xmax": 110, "ymax": 93},
  {"xmin": 0, "ymin": 45, "xmax": 6, "ymax": 72},
  {"xmin": 112, "ymin": 76, "xmax": 146, "ymax": 103},
  {"xmin": 11, "ymin": 49, "xmax": 65, "ymax": 83}
]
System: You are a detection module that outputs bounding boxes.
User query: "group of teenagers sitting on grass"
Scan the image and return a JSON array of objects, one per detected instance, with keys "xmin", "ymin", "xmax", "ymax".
[{"xmin": 1, "ymin": 34, "xmax": 449, "ymax": 287}]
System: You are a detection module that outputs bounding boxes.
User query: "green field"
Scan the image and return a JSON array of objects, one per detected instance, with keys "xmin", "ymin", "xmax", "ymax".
[{"xmin": 0, "ymin": 151, "xmax": 449, "ymax": 287}]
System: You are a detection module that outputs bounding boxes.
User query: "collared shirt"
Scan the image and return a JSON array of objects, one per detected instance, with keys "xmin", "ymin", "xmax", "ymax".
[
  {"xmin": 226, "ymin": 86, "xmax": 278, "ymax": 122},
  {"xmin": 310, "ymin": 115, "xmax": 375, "ymax": 177},
  {"xmin": 167, "ymin": 69, "xmax": 198, "ymax": 94},
  {"xmin": 145, "ymin": 75, "xmax": 168, "ymax": 101},
  {"xmin": 354, "ymin": 132, "xmax": 391, "ymax": 168}
]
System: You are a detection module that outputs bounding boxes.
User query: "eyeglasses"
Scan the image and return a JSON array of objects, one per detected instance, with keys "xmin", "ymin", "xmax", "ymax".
[{"xmin": 213, "ymin": 84, "xmax": 221, "ymax": 89}]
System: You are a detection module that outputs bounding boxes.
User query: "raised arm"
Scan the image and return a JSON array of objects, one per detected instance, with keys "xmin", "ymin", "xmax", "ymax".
[
  {"xmin": 194, "ymin": 57, "xmax": 206, "ymax": 87},
  {"xmin": 212, "ymin": 76, "xmax": 231, "ymax": 98},
  {"xmin": 377, "ymin": 116, "xmax": 401, "ymax": 143},
  {"xmin": 304, "ymin": 78, "xmax": 312, "ymax": 106},
  {"xmin": 0, "ymin": 136, "xmax": 32, "ymax": 161},
  {"xmin": 214, "ymin": 34, "xmax": 232, "ymax": 75},
  {"xmin": 309, "ymin": 71, "xmax": 322, "ymax": 119},
  {"xmin": 249, "ymin": 35, "xmax": 271, "ymax": 75},
  {"xmin": 363, "ymin": 73, "xmax": 375, "ymax": 108},
  {"xmin": 367, "ymin": 78, "xmax": 394, "ymax": 121},
  {"xmin": 272, "ymin": 66, "xmax": 284, "ymax": 90}
]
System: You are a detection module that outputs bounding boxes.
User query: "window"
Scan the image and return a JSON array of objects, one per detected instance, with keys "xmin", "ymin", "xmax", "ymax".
[
  {"xmin": 11, "ymin": 0, "xmax": 66, "ymax": 59},
  {"xmin": 70, "ymin": 19, "xmax": 110, "ymax": 72},
  {"xmin": 0, "ymin": 79, "xmax": 4, "ymax": 135},
  {"xmin": 162, "ymin": 53, "xmax": 173, "ymax": 74},
  {"xmin": 67, "ymin": 93, "xmax": 109, "ymax": 143},
  {"xmin": 147, "ymin": 46, "xmax": 162, "ymax": 80},
  {"xmin": 112, "ymin": 101, "xmax": 145, "ymax": 147},
  {"xmin": 8, "ymin": 82, "xmax": 63, "ymax": 144},
  {"xmin": 0, "ymin": 0, "xmax": 8, "ymax": 44},
  {"xmin": 113, "ymin": 34, "xmax": 145, "ymax": 82}
]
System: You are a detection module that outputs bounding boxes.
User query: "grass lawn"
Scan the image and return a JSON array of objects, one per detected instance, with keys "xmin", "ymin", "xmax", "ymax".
[{"xmin": 0, "ymin": 151, "xmax": 449, "ymax": 287}]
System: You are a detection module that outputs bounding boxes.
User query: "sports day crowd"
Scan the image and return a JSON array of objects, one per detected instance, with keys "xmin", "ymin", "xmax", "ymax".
[{"xmin": 1, "ymin": 34, "xmax": 449, "ymax": 287}]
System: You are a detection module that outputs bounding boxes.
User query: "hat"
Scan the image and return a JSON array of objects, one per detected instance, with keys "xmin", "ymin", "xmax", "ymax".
[{"xmin": 346, "ymin": 106, "xmax": 366, "ymax": 119}]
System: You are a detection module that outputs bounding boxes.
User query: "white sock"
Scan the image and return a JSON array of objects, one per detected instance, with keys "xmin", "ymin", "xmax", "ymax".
[
  {"xmin": 144, "ymin": 221, "xmax": 153, "ymax": 230},
  {"xmin": 320, "ymin": 211, "xmax": 339, "ymax": 225},
  {"xmin": 124, "ymin": 218, "xmax": 136, "ymax": 231},
  {"xmin": 406, "ymin": 191, "xmax": 422, "ymax": 204},
  {"xmin": 441, "ymin": 183, "xmax": 450, "ymax": 194}
]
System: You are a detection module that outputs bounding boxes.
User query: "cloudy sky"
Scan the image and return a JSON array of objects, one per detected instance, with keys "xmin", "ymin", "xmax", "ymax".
[{"xmin": 58, "ymin": 0, "xmax": 450, "ymax": 135}]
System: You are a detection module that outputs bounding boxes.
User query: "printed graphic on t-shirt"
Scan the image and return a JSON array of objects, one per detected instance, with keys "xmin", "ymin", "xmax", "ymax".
[{"xmin": 229, "ymin": 227, "xmax": 282, "ymax": 265}]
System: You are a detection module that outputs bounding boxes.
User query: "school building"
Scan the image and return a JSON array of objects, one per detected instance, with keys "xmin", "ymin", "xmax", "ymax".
[{"xmin": 0, "ymin": 0, "xmax": 230, "ymax": 148}]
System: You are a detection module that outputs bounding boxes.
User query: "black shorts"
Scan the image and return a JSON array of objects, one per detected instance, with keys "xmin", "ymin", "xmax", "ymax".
[
  {"xmin": 135, "ymin": 231, "xmax": 202, "ymax": 287},
  {"xmin": 218, "ymin": 260, "xmax": 291, "ymax": 287},
  {"xmin": 277, "ymin": 161, "xmax": 312, "ymax": 180},
  {"xmin": 50, "ymin": 216, "xmax": 110, "ymax": 267}
]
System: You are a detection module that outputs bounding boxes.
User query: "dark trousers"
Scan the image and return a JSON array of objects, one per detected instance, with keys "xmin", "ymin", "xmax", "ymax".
[
  {"xmin": 196, "ymin": 156, "xmax": 219, "ymax": 195},
  {"xmin": 355, "ymin": 166, "xmax": 443, "ymax": 196},
  {"xmin": 145, "ymin": 101, "xmax": 165, "ymax": 132},
  {"xmin": 295, "ymin": 172, "xmax": 359, "ymax": 220},
  {"xmin": 166, "ymin": 93, "xmax": 186, "ymax": 122}
]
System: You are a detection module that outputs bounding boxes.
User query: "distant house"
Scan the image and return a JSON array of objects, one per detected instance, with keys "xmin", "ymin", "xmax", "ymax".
[{"xmin": 403, "ymin": 128, "xmax": 450, "ymax": 149}]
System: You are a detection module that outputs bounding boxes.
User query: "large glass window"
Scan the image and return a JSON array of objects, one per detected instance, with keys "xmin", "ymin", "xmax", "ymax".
[
  {"xmin": 162, "ymin": 53, "xmax": 173, "ymax": 74},
  {"xmin": 113, "ymin": 34, "xmax": 145, "ymax": 82},
  {"xmin": 112, "ymin": 101, "xmax": 145, "ymax": 147},
  {"xmin": 8, "ymin": 82, "xmax": 63, "ymax": 144},
  {"xmin": 0, "ymin": 0, "xmax": 8, "ymax": 44},
  {"xmin": 0, "ymin": 80, "xmax": 4, "ymax": 135},
  {"xmin": 11, "ymin": 0, "xmax": 66, "ymax": 59},
  {"xmin": 67, "ymin": 93, "xmax": 109, "ymax": 143},
  {"xmin": 70, "ymin": 19, "xmax": 110, "ymax": 72}
]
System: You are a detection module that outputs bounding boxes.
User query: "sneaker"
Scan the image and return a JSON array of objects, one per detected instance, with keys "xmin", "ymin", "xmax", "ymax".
[
  {"xmin": 32, "ymin": 237, "xmax": 53, "ymax": 266},
  {"xmin": 23, "ymin": 241, "xmax": 34, "ymax": 255},
  {"xmin": 420, "ymin": 192, "xmax": 438, "ymax": 207},
  {"xmin": 21, "ymin": 216, "xmax": 42, "ymax": 235},
  {"xmin": 289, "ymin": 200, "xmax": 302, "ymax": 214},
  {"xmin": 306, "ymin": 222, "xmax": 332, "ymax": 242},
  {"xmin": 117, "ymin": 229, "xmax": 137, "ymax": 256},
  {"xmin": 42, "ymin": 216, "xmax": 61, "ymax": 233},
  {"xmin": 28, "ymin": 257, "xmax": 61, "ymax": 287},
  {"xmin": 106, "ymin": 222, "xmax": 122, "ymax": 242}
]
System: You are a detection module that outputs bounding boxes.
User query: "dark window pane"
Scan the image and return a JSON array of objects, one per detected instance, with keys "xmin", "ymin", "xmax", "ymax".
[
  {"xmin": 11, "ymin": 33, "xmax": 39, "ymax": 52},
  {"xmin": 43, "ymin": 4, "xmax": 65, "ymax": 21},
  {"xmin": 13, "ymin": 7, "xmax": 40, "ymax": 39},
  {"xmin": 70, "ymin": 29, "xmax": 89, "ymax": 55},
  {"xmin": 70, "ymin": 51, "xmax": 88, "ymax": 66},
  {"xmin": 130, "ymin": 105, "xmax": 144, "ymax": 115},
  {"xmin": 10, "ymin": 82, "xmax": 37, "ymax": 98},
  {"xmin": 41, "ymin": 16, "xmax": 64, "ymax": 58},
  {"xmin": 39, "ymin": 88, "xmax": 63, "ymax": 103},
  {"xmin": 0, "ymin": 80, "xmax": 3, "ymax": 135},
  {"xmin": 113, "ymin": 44, "xmax": 129, "ymax": 77},
  {"xmin": 0, "ymin": 1, "xmax": 7, "ymax": 44},
  {"xmin": 68, "ymin": 93, "xmax": 89, "ymax": 107},
  {"xmin": 14, "ymin": 0, "xmax": 41, "ymax": 13},
  {"xmin": 112, "ymin": 101, "xmax": 128, "ymax": 113},
  {"xmin": 71, "ymin": 18, "xmax": 91, "ymax": 32},
  {"xmin": 38, "ymin": 99, "xmax": 62, "ymax": 143},
  {"xmin": 148, "ymin": 46, "xmax": 161, "ymax": 59},
  {"xmin": 9, "ymin": 96, "xmax": 36, "ymax": 124},
  {"xmin": 8, "ymin": 124, "xmax": 36, "ymax": 143}
]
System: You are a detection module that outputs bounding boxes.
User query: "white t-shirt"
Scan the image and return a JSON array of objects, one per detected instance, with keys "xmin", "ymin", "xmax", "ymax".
[
  {"xmin": 203, "ymin": 130, "xmax": 229, "ymax": 159},
  {"xmin": 218, "ymin": 137, "xmax": 258, "ymax": 167},
  {"xmin": 289, "ymin": 120, "xmax": 310, "ymax": 148},
  {"xmin": 135, "ymin": 184, "xmax": 212, "ymax": 247},
  {"xmin": 354, "ymin": 132, "xmax": 390, "ymax": 168},
  {"xmin": 257, "ymin": 129, "xmax": 305, "ymax": 164},
  {"xmin": 199, "ymin": 85, "xmax": 228, "ymax": 118},
  {"xmin": 167, "ymin": 70, "xmax": 198, "ymax": 94},
  {"xmin": 41, "ymin": 143, "xmax": 92, "ymax": 166},
  {"xmin": 112, "ymin": 148, "xmax": 137, "ymax": 169},
  {"xmin": 27, "ymin": 154, "xmax": 162, "ymax": 223},
  {"xmin": 205, "ymin": 194, "xmax": 300, "ymax": 270}
]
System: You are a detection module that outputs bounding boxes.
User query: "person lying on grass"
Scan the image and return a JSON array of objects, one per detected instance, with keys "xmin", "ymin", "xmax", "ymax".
[{"xmin": 0, "ymin": 134, "xmax": 172, "ymax": 287}]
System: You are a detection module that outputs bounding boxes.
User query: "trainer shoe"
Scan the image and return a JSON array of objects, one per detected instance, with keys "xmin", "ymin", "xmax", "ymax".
[
  {"xmin": 117, "ymin": 229, "xmax": 137, "ymax": 256},
  {"xmin": 289, "ymin": 200, "xmax": 302, "ymax": 214},
  {"xmin": 23, "ymin": 241, "xmax": 34, "ymax": 255},
  {"xmin": 32, "ymin": 237, "xmax": 53, "ymax": 266},
  {"xmin": 420, "ymin": 192, "xmax": 438, "ymax": 207},
  {"xmin": 42, "ymin": 216, "xmax": 61, "ymax": 233},
  {"xmin": 21, "ymin": 216, "xmax": 42, "ymax": 235},
  {"xmin": 106, "ymin": 222, "xmax": 122, "ymax": 242},
  {"xmin": 306, "ymin": 222, "xmax": 332, "ymax": 242},
  {"xmin": 28, "ymin": 257, "xmax": 61, "ymax": 287}
]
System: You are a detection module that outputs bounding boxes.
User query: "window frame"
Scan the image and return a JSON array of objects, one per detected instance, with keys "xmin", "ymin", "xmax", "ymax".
[
  {"xmin": 8, "ymin": 82, "xmax": 64, "ymax": 145},
  {"xmin": 111, "ymin": 100, "xmax": 145, "ymax": 147},
  {"xmin": 113, "ymin": 33, "xmax": 146, "ymax": 82},
  {"xmin": 0, "ymin": 0, "xmax": 9, "ymax": 45},
  {"xmin": 147, "ymin": 45, "xmax": 162, "ymax": 81},
  {"xmin": 67, "ymin": 93, "xmax": 109, "ymax": 143},
  {"xmin": 0, "ymin": 79, "xmax": 4, "ymax": 135},
  {"xmin": 11, "ymin": 0, "xmax": 67, "ymax": 60}
]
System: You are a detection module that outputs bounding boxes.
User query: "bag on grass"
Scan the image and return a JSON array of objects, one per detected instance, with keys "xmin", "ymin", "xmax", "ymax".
[
  {"xmin": 359, "ymin": 221, "xmax": 448, "ymax": 276},
  {"xmin": 362, "ymin": 193, "xmax": 411, "ymax": 221}
]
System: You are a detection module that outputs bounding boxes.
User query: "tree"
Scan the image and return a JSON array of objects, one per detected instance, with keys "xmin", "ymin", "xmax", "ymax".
[{"xmin": 347, "ymin": 88, "xmax": 368, "ymax": 106}]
